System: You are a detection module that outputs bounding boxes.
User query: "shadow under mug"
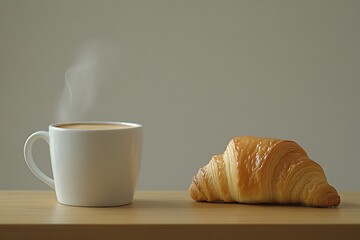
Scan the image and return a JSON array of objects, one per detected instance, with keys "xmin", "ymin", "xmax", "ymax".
[{"xmin": 24, "ymin": 121, "xmax": 142, "ymax": 207}]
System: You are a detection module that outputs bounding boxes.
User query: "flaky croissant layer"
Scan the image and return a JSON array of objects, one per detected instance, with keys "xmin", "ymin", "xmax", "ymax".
[{"xmin": 189, "ymin": 136, "xmax": 340, "ymax": 207}]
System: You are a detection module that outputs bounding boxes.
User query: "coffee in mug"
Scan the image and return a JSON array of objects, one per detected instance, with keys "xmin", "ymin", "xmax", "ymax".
[{"xmin": 59, "ymin": 123, "xmax": 131, "ymax": 130}]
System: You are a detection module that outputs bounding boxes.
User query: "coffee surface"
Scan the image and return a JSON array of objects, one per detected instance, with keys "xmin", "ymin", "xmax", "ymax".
[{"xmin": 59, "ymin": 123, "xmax": 131, "ymax": 130}]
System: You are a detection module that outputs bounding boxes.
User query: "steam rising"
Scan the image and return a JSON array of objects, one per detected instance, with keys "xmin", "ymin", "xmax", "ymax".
[{"xmin": 56, "ymin": 41, "xmax": 120, "ymax": 122}]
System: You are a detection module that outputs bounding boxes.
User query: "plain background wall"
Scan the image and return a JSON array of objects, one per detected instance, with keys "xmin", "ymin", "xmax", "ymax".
[{"xmin": 0, "ymin": 0, "xmax": 359, "ymax": 191}]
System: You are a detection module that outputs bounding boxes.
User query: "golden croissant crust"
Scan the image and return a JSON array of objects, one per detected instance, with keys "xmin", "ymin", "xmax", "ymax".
[{"xmin": 189, "ymin": 136, "xmax": 340, "ymax": 207}]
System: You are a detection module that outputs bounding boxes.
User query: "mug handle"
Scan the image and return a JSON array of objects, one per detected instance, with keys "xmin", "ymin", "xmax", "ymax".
[{"xmin": 24, "ymin": 131, "xmax": 55, "ymax": 189}]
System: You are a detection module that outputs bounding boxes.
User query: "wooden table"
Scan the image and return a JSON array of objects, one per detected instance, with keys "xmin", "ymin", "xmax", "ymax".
[{"xmin": 0, "ymin": 191, "xmax": 359, "ymax": 240}]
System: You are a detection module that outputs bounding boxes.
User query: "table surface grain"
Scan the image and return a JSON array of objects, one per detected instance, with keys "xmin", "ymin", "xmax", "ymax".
[{"xmin": 0, "ymin": 191, "xmax": 359, "ymax": 240}]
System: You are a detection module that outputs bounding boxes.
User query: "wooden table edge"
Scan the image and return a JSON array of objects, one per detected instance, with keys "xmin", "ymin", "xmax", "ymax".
[{"xmin": 1, "ymin": 223, "xmax": 360, "ymax": 240}]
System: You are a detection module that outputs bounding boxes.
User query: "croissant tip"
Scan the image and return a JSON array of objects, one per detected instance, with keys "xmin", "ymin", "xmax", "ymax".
[
  {"xmin": 311, "ymin": 192, "xmax": 341, "ymax": 208},
  {"xmin": 189, "ymin": 176, "xmax": 206, "ymax": 202},
  {"xmin": 326, "ymin": 194, "xmax": 341, "ymax": 208}
]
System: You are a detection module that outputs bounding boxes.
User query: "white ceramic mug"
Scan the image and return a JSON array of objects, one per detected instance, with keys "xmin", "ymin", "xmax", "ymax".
[{"xmin": 24, "ymin": 121, "xmax": 142, "ymax": 207}]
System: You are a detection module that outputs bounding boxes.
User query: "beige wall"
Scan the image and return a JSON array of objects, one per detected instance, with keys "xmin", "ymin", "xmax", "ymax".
[{"xmin": 1, "ymin": 0, "xmax": 359, "ymax": 190}]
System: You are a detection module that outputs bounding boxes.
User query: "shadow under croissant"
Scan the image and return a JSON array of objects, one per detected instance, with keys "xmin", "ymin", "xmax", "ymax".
[{"xmin": 193, "ymin": 200, "xmax": 340, "ymax": 208}]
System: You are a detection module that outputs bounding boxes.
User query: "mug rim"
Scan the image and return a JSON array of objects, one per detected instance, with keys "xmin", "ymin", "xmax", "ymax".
[{"xmin": 50, "ymin": 121, "xmax": 142, "ymax": 131}]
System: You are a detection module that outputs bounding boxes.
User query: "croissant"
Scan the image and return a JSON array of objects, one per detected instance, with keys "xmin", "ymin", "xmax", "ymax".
[{"xmin": 189, "ymin": 136, "xmax": 340, "ymax": 207}]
